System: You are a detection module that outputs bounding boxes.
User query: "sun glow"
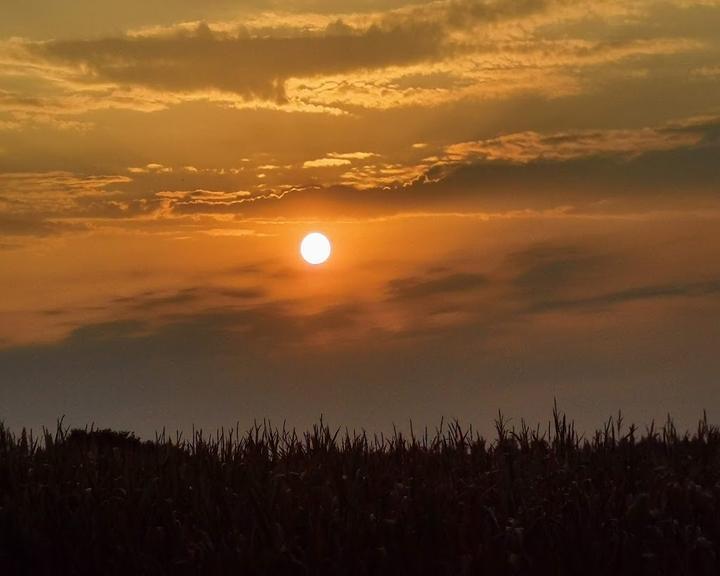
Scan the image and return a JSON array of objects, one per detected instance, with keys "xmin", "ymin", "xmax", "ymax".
[{"xmin": 300, "ymin": 232, "xmax": 332, "ymax": 265}]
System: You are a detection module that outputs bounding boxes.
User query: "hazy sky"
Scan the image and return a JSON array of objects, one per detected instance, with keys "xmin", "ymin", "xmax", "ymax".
[{"xmin": 1, "ymin": 0, "xmax": 719, "ymax": 436}]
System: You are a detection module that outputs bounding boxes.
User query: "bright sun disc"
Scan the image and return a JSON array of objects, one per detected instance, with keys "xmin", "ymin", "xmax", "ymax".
[{"xmin": 300, "ymin": 232, "xmax": 332, "ymax": 265}]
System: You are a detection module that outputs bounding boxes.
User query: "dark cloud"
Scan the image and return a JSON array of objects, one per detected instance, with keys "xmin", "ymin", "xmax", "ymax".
[
  {"xmin": 0, "ymin": 0, "xmax": 439, "ymax": 40},
  {"xmin": 443, "ymin": 0, "xmax": 550, "ymax": 27},
  {"xmin": 34, "ymin": 22, "xmax": 446, "ymax": 101},
  {"xmin": 507, "ymin": 243, "xmax": 609, "ymax": 297},
  {"xmin": 386, "ymin": 271, "xmax": 489, "ymax": 300},
  {"xmin": 425, "ymin": 138, "xmax": 720, "ymax": 214},
  {"xmin": 1, "ymin": 131, "xmax": 717, "ymax": 240},
  {"xmin": 103, "ymin": 286, "xmax": 266, "ymax": 313},
  {"xmin": 160, "ymin": 118, "xmax": 720, "ymax": 220},
  {"xmin": 117, "ymin": 288, "xmax": 201, "ymax": 310},
  {"xmin": 532, "ymin": 280, "xmax": 720, "ymax": 314},
  {"xmin": 540, "ymin": 1, "xmax": 720, "ymax": 44},
  {"xmin": 215, "ymin": 261, "xmax": 301, "ymax": 280},
  {"xmin": 64, "ymin": 319, "xmax": 150, "ymax": 346},
  {"xmin": 24, "ymin": 0, "xmax": 559, "ymax": 100},
  {"xmin": 0, "ymin": 1, "xmax": 240, "ymax": 40},
  {"xmin": 500, "ymin": 242, "xmax": 720, "ymax": 315},
  {"xmin": 40, "ymin": 308, "xmax": 66, "ymax": 316},
  {"xmin": 214, "ymin": 287, "xmax": 266, "ymax": 299},
  {"xmin": 299, "ymin": 303, "xmax": 365, "ymax": 332},
  {"xmin": 41, "ymin": 298, "xmax": 371, "ymax": 359},
  {"xmin": 2, "ymin": 267, "xmax": 720, "ymax": 437},
  {"xmin": 220, "ymin": 263, "xmax": 268, "ymax": 276},
  {"xmin": 0, "ymin": 215, "xmax": 89, "ymax": 237},
  {"xmin": 0, "ymin": 301, "xmax": 427, "ymax": 436}
]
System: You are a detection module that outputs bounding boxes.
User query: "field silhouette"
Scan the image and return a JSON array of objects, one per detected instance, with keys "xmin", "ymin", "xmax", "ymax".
[{"xmin": 1, "ymin": 407, "xmax": 719, "ymax": 575}]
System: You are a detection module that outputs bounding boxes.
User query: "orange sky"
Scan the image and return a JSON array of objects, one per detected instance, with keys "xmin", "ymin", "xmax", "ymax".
[{"xmin": 1, "ymin": 0, "xmax": 719, "ymax": 436}]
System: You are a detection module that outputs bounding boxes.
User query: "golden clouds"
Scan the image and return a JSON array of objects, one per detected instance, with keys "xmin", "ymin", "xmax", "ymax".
[
  {"xmin": 0, "ymin": 0, "xmax": 715, "ymax": 134},
  {"xmin": 3, "ymin": 1, "xmax": 720, "ymax": 438},
  {"xmin": 303, "ymin": 151, "xmax": 378, "ymax": 168},
  {"xmin": 0, "ymin": 0, "xmax": 719, "ymax": 240},
  {"xmin": 0, "ymin": 111, "xmax": 717, "ymax": 242},
  {"xmin": 128, "ymin": 163, "xmax": 172, "ymax": 174},
  {"xmin": 29, "ymin": 20, "xmax": 445, "ymax": 102},
  {"xmin": 303, "ymin": 158, "xmax": 353, "ymax": 168},
  {"xmin": 2, "ymin": 32, "xmax": 702, "ymax": 138},
  {"xmin": 443, "ymin": 125, "xmax": 706, "ymax": 164},
  {"xmin": 0, "ymin": 172, "xmax": 132, "ymax": 214}
]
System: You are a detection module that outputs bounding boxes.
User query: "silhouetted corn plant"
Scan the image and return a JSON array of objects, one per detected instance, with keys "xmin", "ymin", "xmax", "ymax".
[{"xmin": 0, "ymin": 408, "xmax": 719, "ymax": 575}]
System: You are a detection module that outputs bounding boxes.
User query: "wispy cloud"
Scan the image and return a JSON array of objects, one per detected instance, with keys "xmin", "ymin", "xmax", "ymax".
[
  {"xmin": 444, "ymin": 125, "xmax": 706, "ymax": 164},
  {"xmin": 530, "ymin": 280, "xmax": 720, "ymax": 313},
  {"xmin": 387, "ymin": 271, "xmax": 489, "ymax": 300},
  {"xmin": 303, "ymin": 158, "xmax": 352, "ymax": 169}
]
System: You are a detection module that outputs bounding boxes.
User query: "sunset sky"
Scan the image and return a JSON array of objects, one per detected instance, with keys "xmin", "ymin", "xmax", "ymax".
[{"xmin": 1, "ymin": 0, "xmax": 719, "ymax": 436}]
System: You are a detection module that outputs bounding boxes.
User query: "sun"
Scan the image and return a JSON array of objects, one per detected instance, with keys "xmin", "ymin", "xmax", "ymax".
[{"xmin": 300, "ymin": 232, "xmax": 332, "ymax": 265}]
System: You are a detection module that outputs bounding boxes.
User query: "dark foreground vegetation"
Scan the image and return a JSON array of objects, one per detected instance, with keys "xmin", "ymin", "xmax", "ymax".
[{"xmin": 1, "ymin": 409, "xmax": 720, "ymax": 575}]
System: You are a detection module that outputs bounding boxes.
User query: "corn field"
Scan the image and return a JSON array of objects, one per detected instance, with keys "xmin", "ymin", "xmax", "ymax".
[{"xmin": 1, "ymin": 407, "xmax": 719, "ymax": 575}]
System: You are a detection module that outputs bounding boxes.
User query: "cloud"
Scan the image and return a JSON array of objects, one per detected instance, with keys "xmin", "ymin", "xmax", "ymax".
[
  {"xmin": 128, "ymin": 163, "xmax": 172, "ymax": 174},
  {"xmin": 507, "ymin": 242, "xmax": 610, "ymax": 297},
  {"xmin": 0, "ymin": 171, "xmax": 131, "ymax": 195},
  {"xmin": 285, "ymin": 36, "xmax": 702, "ymax": 110},
  {"xmin": 113, "ymin": 288, "xmax": 201, "ymax": 311},
  {"xmin": 303, "ymin": 158, "xmax": 353, "ymax": 169},
  {"xmin": 157, "ymin": 189, "xmax": 252, "ymax": 203},
  {"xmin": 1, "ymin": 0, "xmax": 713, "ymax": 129},
  {"xmin": 386, "ymin": 271, "xmax": 489, "ymax": 300},
  {"xmin": 0, "ymin": 214, "xmax": 89, "ymax": 237},
  {"xmin": 111, "ymin": 286, "xmax": 266, "ymax": 312},
  {"xmin": 0, "ymin": 172, "xmax": 134, "ymax": 222},
  {"xmin": 339, "ymin": 161, "xmax": 433, "ymax": 189},
  {"xmin": 1, "ymin": 113, "xmax": 717, "ymax": 238},
  {"xmin": 204, "ymin": 228, "xmax": 271, "ymax": 238},
  {"xmin": 302, "ymin": 151, "xmax": 378, "ymax": 169},
  {"xmin": 47, "ymin": 295, "xmax": 369, "ymax": 356},
  {"xmin": 6, "ymin": 0, "xmax": 564, "ymax": 111},
  {"xmin": 444, "ymin": 125, "xmax": 706, "ymax": 164},
  {"xmin": 328, "ymin": 151, "xmax": 378, "ymax": 160},
  {"xmin": 28, "ymin": 20, "xmax": 447, "ymax": 102},
  {"xmin": 499, "ymin": 241, "xmax": 720, "ymax": 315},
  {"xmin": 531, "ymin": 280, "xmax": 720, "ymax": 313}
]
